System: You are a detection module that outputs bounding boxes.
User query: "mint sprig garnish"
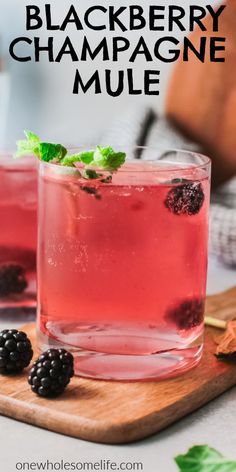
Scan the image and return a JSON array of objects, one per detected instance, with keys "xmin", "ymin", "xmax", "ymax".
[
  {"xmin": 61, "ymin": 147, "xmax": 126, "ymax": 172},
  {"xmin": 15, "ymin": 131, "xmax": 126, "ymax": 181},
  {"xmin": 175, "ymin": 445, "xmax": 236, "ymax": 471}
]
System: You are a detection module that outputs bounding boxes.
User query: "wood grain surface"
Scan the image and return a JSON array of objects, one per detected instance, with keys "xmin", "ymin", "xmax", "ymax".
[{"xmin": 0, "ymin": 288, "xmax": 236, "ymax": 444}]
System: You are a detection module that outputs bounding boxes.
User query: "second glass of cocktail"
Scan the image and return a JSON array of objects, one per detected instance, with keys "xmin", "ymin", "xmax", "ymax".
[
  {"xmin": 0, "ymin": 155, "xmax": 37, "ymax": 311},
  {"xmin": 37, "ymin": 147, "xmax": 210, "ymax": 381}
]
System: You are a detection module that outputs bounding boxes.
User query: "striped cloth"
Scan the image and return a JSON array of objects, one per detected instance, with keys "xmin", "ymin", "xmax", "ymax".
[
  {"xmin": 101, "ymin": 106, "xmax": 236, "ymax": 267},
  {"xmin": 210, "ymin": 179, "xmax": 236, "ymax": 267}
]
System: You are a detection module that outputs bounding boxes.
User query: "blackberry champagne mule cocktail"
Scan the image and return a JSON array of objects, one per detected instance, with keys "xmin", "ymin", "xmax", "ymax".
[{"xmin": 20, "ymin": 132, "xmax": 211, "ymax": 380}]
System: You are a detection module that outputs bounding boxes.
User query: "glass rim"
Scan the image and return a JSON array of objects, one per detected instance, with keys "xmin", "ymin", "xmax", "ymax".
[
  {"xmin": 0, "ymin": 154, "xmax": 36, "ymax": 168},
  {"xmin": 39, "ymin": 146, "xmax": 211, "ymax": 173}
]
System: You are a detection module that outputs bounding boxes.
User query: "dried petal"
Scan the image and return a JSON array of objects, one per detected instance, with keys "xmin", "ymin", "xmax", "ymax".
[{"xmin": 215, "ymin": 321, "xmax": 236, "ymax": 360}]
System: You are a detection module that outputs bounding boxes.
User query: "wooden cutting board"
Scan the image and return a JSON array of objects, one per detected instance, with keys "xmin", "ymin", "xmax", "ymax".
[{"xmin": 0, "ymin": 287, "xmax": 236, "ymax": 444}]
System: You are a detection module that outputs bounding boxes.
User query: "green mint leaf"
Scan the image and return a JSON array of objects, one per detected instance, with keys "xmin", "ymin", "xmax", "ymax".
[
  {"xmin": 106, "ymin": 151, "xmax": 126, "ymax": 171},
  {"xmin": 93, "ymin": 146, "xmax": 126, "ymax": 171},
  {"xmin": 15, "ymin": 130, "xmax": 40, "ymax": 158},
  {"xmin": 15, "ymin": 140, "xmax": 39, "ymax": 158},
  {"xmin": 78, "ymin": 150, "xmax": 95, "ymax": 165},
  {"xmin": 61, "ymin": 154, "xmax": 81, "ymax": 167},
  {"xmin": 39, "ymin": 143, "xmax": 67, "ymax": 162},
  {"xmin": 24, "ymin": 130, "xmax": 40, "ymax": 143},
  {"xmin": 93, "ymin": 146, "xmax": 114, "ymax": 168},
  {"xmin": 175, "ymin": 445, "xmax": 236, "ymax": 472}
]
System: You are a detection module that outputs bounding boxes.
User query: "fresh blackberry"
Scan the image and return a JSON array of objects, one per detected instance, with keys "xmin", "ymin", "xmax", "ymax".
[
  {"xmin": 0, "ymin": 329, "xmax": 33, "ymax": 373},
  {"xmin": 28, "ymin": 349, "xmax": 74, "ymax": 397},
  {"xmin": 166, "ymin": 298, "xmax": 205, "ymax": 330},
  {"xmin": 165, "ymin": 182, "xmax": 205, "ymax": 216},
  {"xmin": 0, "ymin": 264, "xmax": 28, "ymax": 297}
]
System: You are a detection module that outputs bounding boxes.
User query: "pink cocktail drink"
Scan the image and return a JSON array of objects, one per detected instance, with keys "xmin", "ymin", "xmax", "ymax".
[
  {"xmin": 37, "ymin": 150, "xmax": 210, "ymax": 380},
  {"xmin": 0, "ymin": 156, "xmax": 37, "ymax": 306}
]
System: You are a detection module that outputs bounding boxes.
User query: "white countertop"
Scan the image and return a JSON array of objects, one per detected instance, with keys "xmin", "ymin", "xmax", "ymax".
[{"xmin": 0, "ymin": 256, "xmax": 236, "ymax": 472}]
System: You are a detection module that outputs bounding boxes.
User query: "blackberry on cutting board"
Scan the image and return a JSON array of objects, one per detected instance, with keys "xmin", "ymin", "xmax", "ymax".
[
  {"xmin": 164, "ymin": 182, "xmax": 205, "ymax": 216},
  {"xmin": 166, "ymin": 298, "xmax": 205, "ymax": 330},
  {"xmin": 0, "ymin": 264, "xmax": 28, "ymax": 297},
  {"xmin": 0, "ymin": 330, "xmax": 33, "ymax": 374},
  {"xmin": 28, "ymin": 349, "xmax": 74, "ymax": 398}
]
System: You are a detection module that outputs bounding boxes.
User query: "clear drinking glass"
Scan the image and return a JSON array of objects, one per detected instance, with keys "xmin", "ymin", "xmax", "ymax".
[
  {"xmin": 37, "ymin": 148, "xmax": 211, "ymax": 381},
  {"xmin": 0, "ymin": 155, "xmax": 37, "ymax": 311}
]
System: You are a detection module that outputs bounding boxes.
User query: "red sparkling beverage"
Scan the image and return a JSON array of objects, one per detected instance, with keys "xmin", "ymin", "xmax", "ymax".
[
  {"xmin": 0, "ymin": 156, "xmax": 37, "ymax": 308},
  {"xmin": 37, "ymin": 149, "xmax": 210, "ymax": 380}
]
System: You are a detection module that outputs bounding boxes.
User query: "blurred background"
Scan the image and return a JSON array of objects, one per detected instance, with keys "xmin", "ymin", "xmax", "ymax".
[{"xmin": 0, "ymin": 0, "xmax": 220, "ymax": 149}]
